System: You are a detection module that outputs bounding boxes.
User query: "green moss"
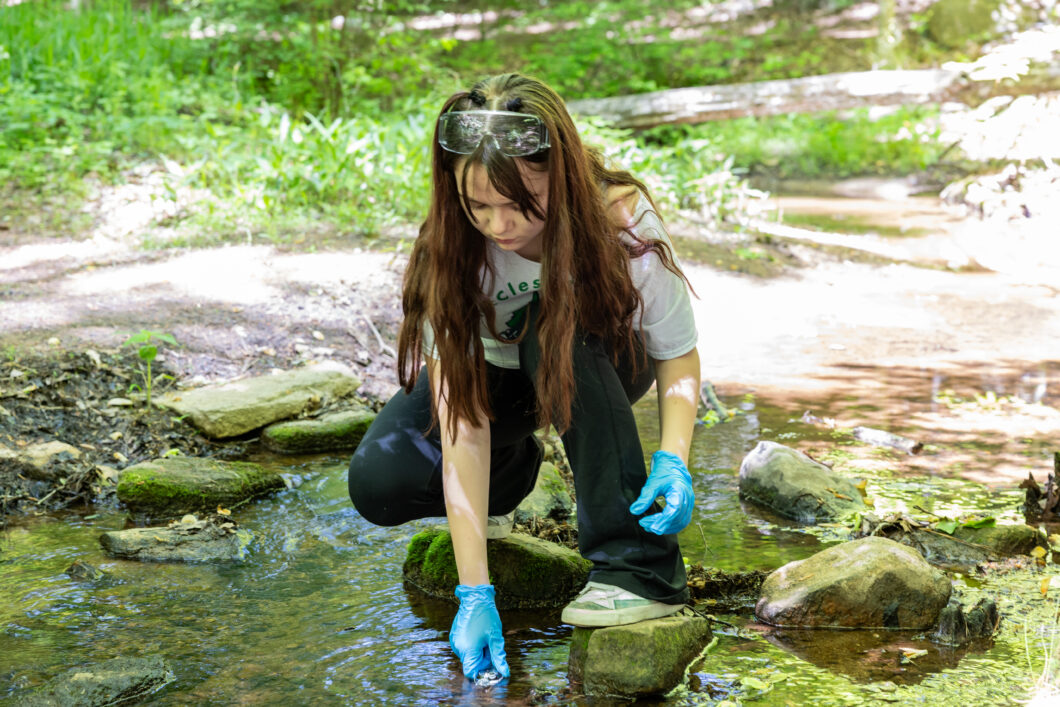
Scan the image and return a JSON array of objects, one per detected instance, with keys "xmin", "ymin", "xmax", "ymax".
[
  {"xmin": 421, "ymin": 532, "xmax": 459, "ymax": 589},
  {"xmin": 404, "ymin": 530, "xmax": 436, "ymax": 568}
]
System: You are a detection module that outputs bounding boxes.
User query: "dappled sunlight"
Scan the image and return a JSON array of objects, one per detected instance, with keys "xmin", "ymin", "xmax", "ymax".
[
  {"xmin": 754, "ymin": 359, "xmax": 1060, "ymax": 487},
  {"xmin": 0, "ymin": 238, "xmax": 123, "ymax": 274}
]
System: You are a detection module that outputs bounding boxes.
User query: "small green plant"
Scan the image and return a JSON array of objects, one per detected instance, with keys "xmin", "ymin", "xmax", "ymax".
[{"xmin": 122, "ymin": 330, "xmax": 177, "ymax": 407}]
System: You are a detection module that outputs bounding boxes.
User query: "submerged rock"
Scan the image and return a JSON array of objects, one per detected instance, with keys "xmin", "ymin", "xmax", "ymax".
[
  {"xmin": 99, "ymin": 515, "xmax": 253, "ymax": 562},
  {"xmin": 934, "ymin": 597, "xmax": 1000, "ymax": 645},
  {"xmin": 156, "ymin": 362, "xmax": 361, "ymax": 438},
  {"xmin": 261, "ymin": 408, "xmax": 376, "ymax": 454},
  {"xmin": 568, "ymin": 610, "xmax": 712, "ymax": 698},
  {"xmin": 66, "ymin": 560, "xmax": 106, "ymax": 581},
  {"xmin": 739, "ymin": 441, "xmax": 866, "ymax": 522},
  {"xmin": 402, "ymin": 528, "xmax": 591, "ymax": 609},
  {"xmin": 514, "ymin": 462, "xmax": 574, "ymax": 524},
  {"xmin": 756, "ymin": 536, "xmax": 951, "ymax": 629},
  {"xmin": 14, "ymin": 655, "xmax": 174, "ymax": 706},
  {"xmin": 116, "ymin": 457, "xmax": 285, "ymax": 515}
]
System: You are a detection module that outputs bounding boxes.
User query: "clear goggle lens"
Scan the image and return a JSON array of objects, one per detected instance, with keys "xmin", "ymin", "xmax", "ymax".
[{"xmin": 437, "ymin": 110, "xmax": 550, "ymax": 157}]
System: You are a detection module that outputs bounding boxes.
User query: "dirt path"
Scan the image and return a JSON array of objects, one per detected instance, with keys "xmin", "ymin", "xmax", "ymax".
[{"xmin": 2, "ymin": 196, "xmax": 1058, "ymax": 487}]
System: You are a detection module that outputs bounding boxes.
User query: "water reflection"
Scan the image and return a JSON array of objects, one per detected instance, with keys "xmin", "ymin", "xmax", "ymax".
[
  {"xmin": 755, "ymin": 625, "xmax": 986, "ymax": 685},
  {"xmin": 2, "ymin": 366, "xmax": 1058, "ymax": 704}
]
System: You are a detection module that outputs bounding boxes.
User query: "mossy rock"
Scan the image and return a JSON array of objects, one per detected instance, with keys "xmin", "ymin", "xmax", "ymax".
[
  {"xmin": 953, "ymin": 523, "xmax": 1044, "ymax": 557},
  {"xmin": 569, "ymin": 611, "xmax": 713, "ymax": 698},
  {"xmin": 926, "ymin": 0, "xmax": 1002, "ymax": 49},
  {"xmin": 116, "ymin": 457, "xmax": 286, "ymax": 515},
  {"xmin": 261, "ymin": 408, "xmax": 377, "ymax": 454},
  {"xmin": 403, "ymin": 528, "xmax": 592, "ymax": 609}
]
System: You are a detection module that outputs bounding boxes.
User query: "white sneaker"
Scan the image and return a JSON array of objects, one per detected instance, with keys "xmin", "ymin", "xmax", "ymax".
[
  {"xmin": 561, "ymin": 581, "xmax": 684, "ymax": 627},
  {"xmin": 486, "ymin": 512, "xmax": 514, "ymax": 540}
]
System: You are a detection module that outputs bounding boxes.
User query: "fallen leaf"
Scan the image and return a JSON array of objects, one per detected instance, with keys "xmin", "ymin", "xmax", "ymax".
[
  {"xmin": 854, "ymin": 479, "xmax": 868, "ymax": 491},
  {"xmin": 834, "ymin": 492, "xmax": 852, "ymax": 501},
  {"xmin": 741, "ymin": 676, "xmax": 769, "ymax": 690},
  {"xmin": 1042, "ymin": 577, "xmax": 1053, "ymax": 597},
  {"xmin": 936, "ymin": 520, "xmax": 959, "ymax": 535},
  {"xmin": 899, "ymin": 648, "xmax": 928, "ymax": 662},
  {"xmin": 217, "ymin": 506, "xmax": 231, "ymax": 516},
  {"xmin": 1032, "ymin": 546, "xmax": 1047, "ymax": 558}
]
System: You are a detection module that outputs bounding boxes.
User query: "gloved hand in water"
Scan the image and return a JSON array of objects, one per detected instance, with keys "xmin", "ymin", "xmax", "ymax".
[
  {"xmin": 450, "ymin": 584, "xmax": 510, "ymax": 681},
  {"xmin": 629, "ymin": 450, "xmax": 694, "ymax": 536}
]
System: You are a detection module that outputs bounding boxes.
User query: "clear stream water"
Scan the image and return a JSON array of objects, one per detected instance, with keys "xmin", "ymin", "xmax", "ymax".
[
  {"xmin": 3, "ymin": 192, "xmax": 1057, "ymax": 705},
  {"xmin": 2, "ymin": 386, "xmax": 1055, "ymax": 707}
]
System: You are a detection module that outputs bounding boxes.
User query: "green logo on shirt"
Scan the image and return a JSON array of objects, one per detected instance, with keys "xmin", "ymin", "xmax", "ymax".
[{"xmin": 496, "ymin": 278, "xmax": 540, "ymax": 301}]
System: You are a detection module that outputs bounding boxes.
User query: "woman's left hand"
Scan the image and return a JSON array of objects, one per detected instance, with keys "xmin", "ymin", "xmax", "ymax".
[{"xmin": 629, "ymin": 450, "xmax": 694, "ymax": 535}]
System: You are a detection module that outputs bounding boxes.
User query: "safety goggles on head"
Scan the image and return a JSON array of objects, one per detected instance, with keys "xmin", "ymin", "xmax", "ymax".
[{"xmin": 437, "ymin": 110, "xmax": 551, "ymax": 157}]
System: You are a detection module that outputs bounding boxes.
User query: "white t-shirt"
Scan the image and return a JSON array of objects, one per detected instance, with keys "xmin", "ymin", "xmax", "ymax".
[{"xmin": 424, "ymin": 194, "xmax": 698, "ymax": 369}]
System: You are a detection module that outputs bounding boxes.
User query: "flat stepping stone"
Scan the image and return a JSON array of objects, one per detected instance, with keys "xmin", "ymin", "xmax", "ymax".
[
  {"xmin": 100, "ymin": 516, "xmax": 253, "ymax": 562},
  {"xmin": 568, "ymin": 610, "xmax": 713, "ymax": 698},
  {"xmin": 13, "ymin": 655, "xmax": 174, "ymax": 706},
  {"xmin": 739, "ymin": 441, "xmax": 866, "ymax": 522},
  {"xmin": 402, "ymin": 528, "xmax": 591, "ymax": 609},
  {"xmin": 116, "ymin": 456, "xmax": 285, "ymax": 515},
  {"xmin": 756, "ymin": 536, "xmax": 951, "ymax": 629},
  {"xmin": 157, "ymin": 362, "xmax": 361, "ymax": 438},
  {"xmin": 261, "ymin": 408, "xmax": 376, "ymax": 454}
]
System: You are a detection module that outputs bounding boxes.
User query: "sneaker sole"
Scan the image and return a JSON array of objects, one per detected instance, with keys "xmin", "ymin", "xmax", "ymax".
[
  {"xmin": 485, "ymin": 525, "xmax": 512, "ymax": 540},
  {"xmin": 561, "ymin": 599, "xmax": 684, "ymax": 628}
]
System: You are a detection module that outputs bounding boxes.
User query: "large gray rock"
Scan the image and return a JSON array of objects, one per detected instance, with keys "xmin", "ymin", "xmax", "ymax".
[
  {"xmin": 514, "ymin": 462, "xmax": 574, "ymax": 524},
  {"xmin": 116, "ymin": 457, "xmax": 285, "ymax": 514},
  {"xmin": 739, "ymin": 441, "xmax": 866, "ymax": 522},
  {"xmin": 756, "ymin": 536, "xmax": 951, "ymax": 629},
  {"xmin": 100, "ymin": 516, "xmax": 253, "ymax": 562},
  {"xmin": 14, "ymin": 655, "xmax": 174, "ymax": 706},
  {"xmin": 261, "ymin": 408, "xmax": 376, "ymax": 454},
  {"xmin": 402, "ymin": 528, "xmax": 591, "ymax": 609},
  {"xmin": 157, "ymin": 362, "xmax": 361, "ymax": 438},
  {"xmin": 568, "ymin": 611, "xmax": 712, "ymax": 698}
]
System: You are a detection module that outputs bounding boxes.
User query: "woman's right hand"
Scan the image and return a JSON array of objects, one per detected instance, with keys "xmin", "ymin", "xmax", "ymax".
[{"xmin": 450, "ymin": 584, "xmax": 510, "ymax": 680}]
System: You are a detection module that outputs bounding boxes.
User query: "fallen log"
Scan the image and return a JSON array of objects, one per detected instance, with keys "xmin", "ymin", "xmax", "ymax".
[
  {"xmin": 567, "ymin": 69, "xmax": 963, "ymax": 129},
  {"xmin": 852, "ymin": 426, "xmax": 923, "ymax": 455},
  {"xmin": 801, "ymin": 411, "xmax": 923, "ymax": 455}
]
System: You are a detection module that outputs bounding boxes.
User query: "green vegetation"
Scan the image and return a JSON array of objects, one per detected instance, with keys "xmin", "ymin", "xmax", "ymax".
[
  {"xmin": 643, "ymin": 106, "xmax": 946, "ymax": 180},
  {"xmin": 0, "ymin": 0, "xmax": 988, "ymax": 243},
  {"xmin": 122, "ymin": 330, "xmax": 177, "ymax": 407}
]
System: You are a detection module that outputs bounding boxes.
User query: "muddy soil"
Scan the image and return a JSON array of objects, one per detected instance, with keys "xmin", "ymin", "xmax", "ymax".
[{"xmin": 2, "ymin": 185, "xmax": 1059, "ymax": 513}]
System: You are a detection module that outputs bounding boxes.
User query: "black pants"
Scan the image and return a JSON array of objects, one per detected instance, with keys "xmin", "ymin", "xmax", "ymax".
[{"xmin": 348, "ymin": 301, "xmax": 688, "ymax": 604}]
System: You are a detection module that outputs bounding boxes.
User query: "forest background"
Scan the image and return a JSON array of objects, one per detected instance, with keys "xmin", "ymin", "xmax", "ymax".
[{"xmin": 4, "ymin": 0, "xmax": 1055, "ymax": 248}]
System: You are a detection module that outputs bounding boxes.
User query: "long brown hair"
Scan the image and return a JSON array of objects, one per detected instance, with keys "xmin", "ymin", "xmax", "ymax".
[{"xmin": 398, "ymin": 73, "xmax": 690, "ymax": 440}]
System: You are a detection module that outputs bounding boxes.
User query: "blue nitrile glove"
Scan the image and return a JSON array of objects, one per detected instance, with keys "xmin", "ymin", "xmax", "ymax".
[
  {"xmin": 629, "ymin": 450, "xmax": 695, "ymax": 535},
  {"xmin": 450, "ymin": 584, "xmax": 510, "ymax": 681}
]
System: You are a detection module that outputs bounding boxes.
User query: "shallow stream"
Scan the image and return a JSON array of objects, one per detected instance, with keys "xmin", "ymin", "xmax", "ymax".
[{"xmin": 2, "ymin": 385, "xmax": 1056, "ymax": 706}]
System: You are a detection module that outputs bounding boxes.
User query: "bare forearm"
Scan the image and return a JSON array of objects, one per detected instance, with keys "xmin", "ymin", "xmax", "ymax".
[
  {"xmin": 654, "ymin": 347, "xmax": 701, "ymax": 464},
  {"xmin": 429, "ymin": 358, "xmax": 491, "ymax": 586}
]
